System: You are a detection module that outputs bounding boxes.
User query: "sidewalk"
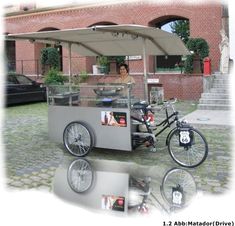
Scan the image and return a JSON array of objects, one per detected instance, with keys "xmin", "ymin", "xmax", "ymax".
[{"xmin": 182, "ymin": 110, "xmax": 233, "ymax": 126}]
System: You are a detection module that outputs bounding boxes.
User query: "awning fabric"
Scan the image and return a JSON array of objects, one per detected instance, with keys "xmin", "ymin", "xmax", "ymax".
[{"xmin": 6, "ymin": 24, "xmax": 190, "ymax": 56}]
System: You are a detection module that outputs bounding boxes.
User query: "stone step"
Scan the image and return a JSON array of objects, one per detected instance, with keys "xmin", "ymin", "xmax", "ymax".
[
  {"xmin": 212, "ymin": 84, "xmax": 230, "ymax": 89},
  {"xmin": 213, "ymin": 79, "xmax": 230, "ymax": 85},
  {"xmin": 199, "ymin": 99, "xmax": 231, "ymax": 105},
  {"xmin": 213, "ymin": 71, "xmax": 222, "ymax": 75},
  {"xmin": 198, "ymin": 104, "xmax": 231, "ymax": 110},
  {"xmin": 213, "ymin": 74, "xmax": 230, "ymax": 79},
  {"xmin": 210, "ymin": 88, "xmax": 230, "ymax": 93},
  {"xmin": 201, "ymin": 93, "xmax": 230, "ymax": 99}
]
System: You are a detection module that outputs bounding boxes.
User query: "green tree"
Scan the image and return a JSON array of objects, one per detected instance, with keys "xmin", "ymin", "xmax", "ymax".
[
  {"xmin": 40, "ymin": 47, "xmax": 60, "ymax": 74},
  {"xmin": 170, "ymin": 20, "xmax": 190, "ymax": 44},
  {"xmin": 184, "ymin": 38, "xmax": 209, "ymax": 74}
]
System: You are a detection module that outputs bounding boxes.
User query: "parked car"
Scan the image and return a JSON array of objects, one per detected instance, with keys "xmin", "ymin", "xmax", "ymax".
[{"xmin": 6, "ymin": 73, "xmax": 46, "ymax": 105}]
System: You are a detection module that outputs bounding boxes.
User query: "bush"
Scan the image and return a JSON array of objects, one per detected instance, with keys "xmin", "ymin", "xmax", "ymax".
[
  {"xmin": 72, "ymin": 71, "xmax": 89, "ymax": 85},
  {"xmin": 184, "ymin": 38, "xmax": 209, "ymax": 74},
  {"xmin": 44, "ymin": 68, "xmax": 65, "ymax": 85},
  {"xmin": 40, "ymin": 47, "xmax": 60, "ymax": 69},
  {"xmin": 79, "ymin": 71, "xmax": 88, "ymax": 83},
  {"xmin": 184, "ymin": 55, "xmax": 194, "ymax": 74}
]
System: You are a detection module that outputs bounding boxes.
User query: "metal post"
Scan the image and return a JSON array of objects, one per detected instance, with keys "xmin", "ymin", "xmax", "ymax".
[
  {"xmin": 68, "ymin": 43, "xmax": 72, "ymax": 85},
  {"xmin": 68, "ymin": 43, "xmax": 72, "ymax": 105},
  {"xmin": 21, "ymin": 60, "xmax": 23, "ymax": 74},
  {"xmin": 142, "ymin": 38, "xmax": 148, "ymax": 101}
]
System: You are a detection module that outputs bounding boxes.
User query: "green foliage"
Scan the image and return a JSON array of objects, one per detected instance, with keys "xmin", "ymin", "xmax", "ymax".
[
  {"xmin": 110, "ymin": 56, "xmax": 125, "ymax": 65},
  {"xmin": 72, "ymin": 71, "xmax": 89, "ymax": 85},
  {"xmin": 184, "ymin": 55, "xmax": 194, "ymax": 74},
  {"xmin": 170, "ymin": 20, "xmax": 190, "ymax": 44},
  {"xmin": 186, "ymin": 38, "xmax": 209, "ymax": 59},
  {"xmin": 79, "ymin": 71, "xmax": 88, "ymax": 83},
  {"xmin": 40, "ymin": 47, "xmax": 60, "ymax": 69},
  {"xmin": 43, "ymin": 67, "xmax": 65, "ymax": 85},
  {"xmin": 184, "ymin": 38, "xmax": 209, "ymax": 74},
  {"xmin": 98, "ymin": 56, "xmax": 109, "ymax": 66}
]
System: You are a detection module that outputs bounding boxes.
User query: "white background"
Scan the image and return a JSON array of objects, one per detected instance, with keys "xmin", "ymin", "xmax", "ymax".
[{"xmin": 0, "ymin": 0, "xmax": 234, "ymax": 225}]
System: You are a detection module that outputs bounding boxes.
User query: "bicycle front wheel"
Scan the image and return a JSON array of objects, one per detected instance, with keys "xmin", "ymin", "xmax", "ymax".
[
  {"xmin": 161, "ymin": 168, "xmax": 197, "ymax": 208},
  {"xmin": 168, "ymin": 128, "xmax": 208, "ymax": 168}
]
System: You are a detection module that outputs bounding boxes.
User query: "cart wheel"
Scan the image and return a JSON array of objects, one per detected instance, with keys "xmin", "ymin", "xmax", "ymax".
[
  {"xmin": 63, "ymin": 121, "xmax": 93, "ymax": 157},
  {"xmin": 67, "ymin": 158, "xmax": 93, "ymax": 193},
  {"xmin": 161, "ymin": 168, "xmax": 197, "ymax": 209},
  {"xmin": 168, "ymin": 128, "xmax": 208, "ymax": 168}
]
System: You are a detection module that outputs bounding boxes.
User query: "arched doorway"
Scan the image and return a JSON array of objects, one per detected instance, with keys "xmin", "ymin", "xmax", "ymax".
[{"xmin": 149, "ymin": 16, "xmax": 190, "ymax": 73}]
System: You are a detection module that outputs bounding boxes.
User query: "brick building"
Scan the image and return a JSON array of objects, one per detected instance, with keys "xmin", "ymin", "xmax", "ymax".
[{"xmin": 4, "ymin": 1, "xmax": 228, "ymax": 100}]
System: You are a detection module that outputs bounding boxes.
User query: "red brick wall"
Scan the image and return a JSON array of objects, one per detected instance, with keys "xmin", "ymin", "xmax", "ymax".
[
  {"xmin": 5, "ymin": 2, "xmax": 223, "ymax": 74},
  {"xmin": 84, "ymin": 73, "xmax": 202, "ymax": 101},
  {"xmin": 5, "ymin": 2, "xmax": 221, "ymax": 100}
]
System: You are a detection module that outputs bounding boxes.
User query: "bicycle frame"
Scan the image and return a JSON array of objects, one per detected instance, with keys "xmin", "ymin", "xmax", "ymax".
[{"xmin": 131, "ymin": 105, "xmax": 179, "ymax": 138}]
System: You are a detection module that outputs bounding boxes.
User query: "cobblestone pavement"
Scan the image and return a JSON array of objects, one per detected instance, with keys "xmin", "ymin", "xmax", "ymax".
[{"xmin": 3, "ymin": 102, "xmax": 233, "ymax": 196}]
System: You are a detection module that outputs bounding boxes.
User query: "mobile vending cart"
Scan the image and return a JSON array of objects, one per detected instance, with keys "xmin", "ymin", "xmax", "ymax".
[
  {"xmin": 6, "ymin": 24, "xmax": 193, "ymax": 159},
  {"xmin": 47, "ymin": 83, "xmax": 139, "ymax": 155}
]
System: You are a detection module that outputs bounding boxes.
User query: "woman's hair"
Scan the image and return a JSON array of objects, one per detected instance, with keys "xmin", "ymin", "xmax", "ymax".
[{"xmin": 119, "ymin": 63, "xmax": 129, "ymax": 73}]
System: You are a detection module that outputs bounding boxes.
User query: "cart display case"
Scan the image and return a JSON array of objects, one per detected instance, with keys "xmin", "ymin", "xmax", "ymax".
[{"xmin": 48, "ymin": 83, "xmax": 139, "ymax": 153}]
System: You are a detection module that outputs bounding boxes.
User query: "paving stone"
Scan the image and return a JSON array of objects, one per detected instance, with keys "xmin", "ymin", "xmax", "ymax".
[
  {"xmin": 21, "ymin": 178, "xmax": 33, "ymax": 185},
  {"xmin": 3, "ymin": 102, "xmax": 232, "ymax": 195},
  {"xmin": 39, "ymin": 173, "xmax": 51, "ymax": 180},
  {"xmin": 9, "ymin": 181, "xmax": 24, "ymax": 187},
  {"xmin": 30, "ymin": 176, "xmax": 43, "ymax": 182}
]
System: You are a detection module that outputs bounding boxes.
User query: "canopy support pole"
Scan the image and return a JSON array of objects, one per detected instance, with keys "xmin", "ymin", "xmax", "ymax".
[
  {"xmin": 68, "ymin": 42, "xmax": 72, "ymax": 85},
  {"xmin": 142, "ymin": 38, "xmax": 148, "ymax": 101},
  {"xmin": 68, "ymin": 43, "xmax": 72, "ymax": 105}
]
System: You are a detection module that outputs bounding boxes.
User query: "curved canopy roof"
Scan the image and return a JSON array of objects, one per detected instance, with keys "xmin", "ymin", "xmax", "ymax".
[{"xmin": 6, "ymin": 24, "xmax": 190, "ymax": 56}]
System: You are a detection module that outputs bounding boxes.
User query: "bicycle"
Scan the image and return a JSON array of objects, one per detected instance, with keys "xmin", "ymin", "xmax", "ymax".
[{"xmin": 131, "ymin": 98, "xmax": 208, "ymax": 168}]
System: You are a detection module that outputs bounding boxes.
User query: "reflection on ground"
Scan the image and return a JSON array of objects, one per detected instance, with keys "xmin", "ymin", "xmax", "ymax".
[{"xmin": 53, "ymin": 157, "xmax": 197, "ymax": 215}]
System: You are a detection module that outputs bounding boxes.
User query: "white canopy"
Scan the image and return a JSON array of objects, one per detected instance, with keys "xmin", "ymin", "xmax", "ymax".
[{"xmin": 6, "ymin": 24, "xmax": 190, "ymax": 56}]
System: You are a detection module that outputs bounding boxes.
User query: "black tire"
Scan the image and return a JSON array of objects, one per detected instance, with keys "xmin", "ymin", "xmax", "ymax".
[
  {"xmin": 168, "ymin": 128, "xmax": 208, "ymax": 168},
  {"xmin": 63, "ymin": 121, "xmax": 93, "ymax": 157},
  {"xmin": 67, "ymin": 158, "xmax": 93, "ymax": 193},
  {"xmin": 161, "ymin": 168, "xmax": 197, "ymax": 208}
]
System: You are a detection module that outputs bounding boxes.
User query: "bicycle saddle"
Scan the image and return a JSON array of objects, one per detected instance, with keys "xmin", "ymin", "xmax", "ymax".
[{"xmin": 132, "ymin": 101, "xmax": 149, "ymax": 109}]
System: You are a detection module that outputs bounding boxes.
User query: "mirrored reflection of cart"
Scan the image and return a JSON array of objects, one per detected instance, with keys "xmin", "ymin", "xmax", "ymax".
[{"xmin": 53, "ymin": 158, "xmax": 197, "ymax": 215}]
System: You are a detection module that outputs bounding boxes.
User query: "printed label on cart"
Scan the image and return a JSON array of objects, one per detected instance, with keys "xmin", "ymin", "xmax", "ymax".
[
  {"xmin": 101, "ymin": 195, "xmax": 125, "ymax": 212},
  {"xmin": 101, "ymin": 111, "xmax": 127, "ymax": 127}
]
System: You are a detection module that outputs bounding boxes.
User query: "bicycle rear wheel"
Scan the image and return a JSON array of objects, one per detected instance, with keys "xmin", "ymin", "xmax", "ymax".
[
  {"xmin": 67, "ymin": 158, "xmax": 93, "ymax": 193},
  {"xmin": 63, "ymin": 121, "xmax": 93, "ymax": 157},
  {"xmin": 168, "ymin": 128, "xmax": 208, "ymax": 168}
]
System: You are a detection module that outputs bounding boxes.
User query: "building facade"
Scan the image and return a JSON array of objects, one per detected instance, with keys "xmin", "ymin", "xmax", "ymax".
[{"xmin": 4, "ymin": 1, "xmax": 227, "ymax": 100}]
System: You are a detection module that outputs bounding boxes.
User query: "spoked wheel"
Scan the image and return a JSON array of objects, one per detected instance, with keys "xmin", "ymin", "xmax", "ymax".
[
  {"xmin": 63, "ymin": 121, "xmax": 93, "ymax": 157},
  {"xmin": 168, "ymin": 128, "xmax": 208, "ymax": 168},
  {"xmin": 67, "ymin": 158, "xmax": 93, "ymax": 193},
  {"xmin": 161, "ymin": 168, "xmax": 197, "ymax": 209}
]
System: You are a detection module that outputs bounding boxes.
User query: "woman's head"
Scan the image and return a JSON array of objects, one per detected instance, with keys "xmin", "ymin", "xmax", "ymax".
[{"xmin": 119, "ymin": 63, "xmax": 129, "ymax": 75}]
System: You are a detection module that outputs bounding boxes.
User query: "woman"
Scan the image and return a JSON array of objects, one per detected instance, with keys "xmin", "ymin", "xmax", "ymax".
[{"xmin": 115, "ymin": 63, "xmax": 135, "ymax": 84}]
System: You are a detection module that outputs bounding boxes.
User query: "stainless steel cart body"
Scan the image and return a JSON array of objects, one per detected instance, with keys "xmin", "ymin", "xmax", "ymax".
[{"xmin": 48, "ymin": 83, "xmax": 138, "ymax": 151}]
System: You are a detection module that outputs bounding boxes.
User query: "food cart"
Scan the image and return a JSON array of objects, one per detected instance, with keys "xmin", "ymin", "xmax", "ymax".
[
  {"xmin": 47, "ymin": 82, "xmax": 140, "ymax": 156},
  {"xmin": 6, "ymin": 24, "xmax": 191, "ymax": 158}
]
